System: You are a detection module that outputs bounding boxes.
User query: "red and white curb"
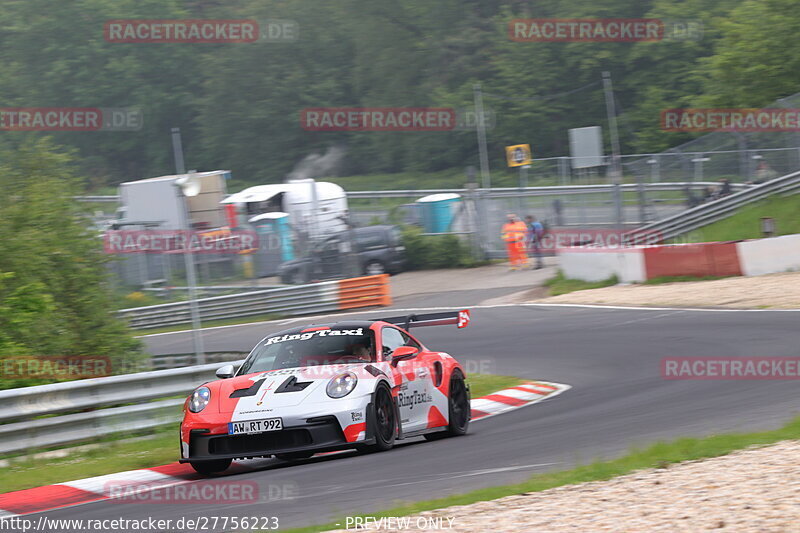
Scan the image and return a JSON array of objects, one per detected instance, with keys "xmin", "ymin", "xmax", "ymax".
[
  {"xmin": 470, "ymin": 381, "xmax": 570, "ymax": 421},
  {"xmin": 0, "ymin": 380, "xmax": 570, "ymax": 518}
]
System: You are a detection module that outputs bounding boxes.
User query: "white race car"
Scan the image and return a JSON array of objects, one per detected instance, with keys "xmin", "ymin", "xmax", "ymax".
[{"xmin": 180, "ymin": 310, "xmax": 471, "ymax": 474}]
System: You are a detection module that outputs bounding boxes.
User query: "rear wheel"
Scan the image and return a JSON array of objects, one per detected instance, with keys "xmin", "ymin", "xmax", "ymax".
[
  {"xmin": 189, "ymin": 458, "xmax": 232, "ymax": 475},
  {"xmin": 424, "ymin": 370, "xmax": 470, "ymax": 441},
  {"xmin": 364, "ymin": 261, "xmax": 385, "ymax": 276},
  {"xmin": 290, "ymin": 269, "xmax": 305, "ymax": 284}
]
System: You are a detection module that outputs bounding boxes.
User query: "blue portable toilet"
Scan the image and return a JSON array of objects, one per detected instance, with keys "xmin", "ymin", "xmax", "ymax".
[
  {"xmin": 249, "ymin": 212, "xmax": 294, "ymax": 276},
  {"xmin": 415, "ymin": 193, "xmax": 461, "ymax": 233}
]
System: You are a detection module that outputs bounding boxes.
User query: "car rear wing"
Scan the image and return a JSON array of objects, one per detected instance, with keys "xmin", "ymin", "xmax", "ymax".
[{"xmin": 373, "ymin": 310, "xmax": 470, "ymax": 330}]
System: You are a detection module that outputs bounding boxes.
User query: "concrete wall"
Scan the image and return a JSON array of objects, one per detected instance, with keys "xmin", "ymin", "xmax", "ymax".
[
  {"xmin": 737, "ymin": 234, "xmax": 800, "ymax": 276},
  {"xmin": 558, "ymin": 248, "xmax": 646, "ymax": 283}
]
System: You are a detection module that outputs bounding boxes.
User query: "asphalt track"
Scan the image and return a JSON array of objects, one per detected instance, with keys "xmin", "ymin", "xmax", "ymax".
[{"xmin": 39, "ymin": 304, "xmax": 800, "ymax": 531}]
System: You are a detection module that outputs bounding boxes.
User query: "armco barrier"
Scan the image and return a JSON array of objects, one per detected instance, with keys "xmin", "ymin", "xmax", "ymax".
[
  {"xmin": 0, "ymin": 360, "xmax": 244, "ymax": 454},
  {"xmin": 559, "ymin": 233, "xmax": 800, "ymax": 283},
  {"xmin": 119, "ymin": 274, "xmax": 392, "ymax": 329},
  {"xmin": 627, "ymin": 171, "xmax": 800, "ymax": 244},
  {"xmin": 0, "ymin": 362, "xmax": 234, "ymax": 423}
]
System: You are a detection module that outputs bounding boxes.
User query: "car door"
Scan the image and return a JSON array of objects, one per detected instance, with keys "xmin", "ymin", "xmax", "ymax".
[
  {"xmin": 316, "ymin": 237, "xmax": 344, "ymax": 279},
  {"xmin": 380, "ymin": 326, "xmax": 431, "ymax": 433}
]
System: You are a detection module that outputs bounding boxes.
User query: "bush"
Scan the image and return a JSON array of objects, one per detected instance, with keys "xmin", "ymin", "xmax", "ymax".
[{"xmin": 400, "ymin": 226, "xmax": 481, "ymax": 270}]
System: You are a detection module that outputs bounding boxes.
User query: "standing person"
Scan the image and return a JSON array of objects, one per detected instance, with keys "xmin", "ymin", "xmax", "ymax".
[
  {"xmin": 755, "ymin": 161, "xmax": 778, "ymax": 184},
  {"xmin": 552, "ymin": 198, "xmax": 564, "ymax": 226},
  {"xmin": 718, "ymin": 178, "xmax": 732, "ymax": 198},
  {"xmin": 501, "ymin": 214, "xmax": 528, "ymax": 270},
  {"xmin": 524, "ymin": 215, "xmax": 545, "ymax": 269}
]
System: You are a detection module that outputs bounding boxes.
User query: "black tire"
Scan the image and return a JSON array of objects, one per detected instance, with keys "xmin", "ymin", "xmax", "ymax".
[
  {"xmin": 367, "ymin": 384, "xmax": 396, "ymax": 451},
  {"xmin": 275, "ymin": 451, "xmax": 314, "ymax": 461},
  {"xmin": 290, "ymin": 269, "xmax": 305, "ymax": 284},
  {"xmin": 424, "ymin": 369, "xmax": 470, "ymax": 441},
  {"xmin": 364, "ymin": 260, "xmax": 386, "ymax": 276},
  {"xmin": 189, "ymin": 458, "xmax": 232, "ymax": 475}
]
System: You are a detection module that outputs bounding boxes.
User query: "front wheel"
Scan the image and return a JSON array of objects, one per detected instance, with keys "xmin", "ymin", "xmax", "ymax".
[
  {"xmin": 189, "ymin": 458, "xmax": 232, "ymax": 475},
  {"xmin": 424, "ymin": 369, "xmax": 470, "ymax": 441},
  {"xmin": 363, "ymin": 384, "xmax": 396, "ymax": 452}
]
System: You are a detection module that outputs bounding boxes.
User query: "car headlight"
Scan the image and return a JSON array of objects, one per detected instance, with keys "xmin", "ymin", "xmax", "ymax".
[
  {"xmin": 188, "ymin": 387, "xmax": 211, "ymax": 413},
  {"xmin": 326, "ymin": 372, "xmax": 358, "ymax": 398}
]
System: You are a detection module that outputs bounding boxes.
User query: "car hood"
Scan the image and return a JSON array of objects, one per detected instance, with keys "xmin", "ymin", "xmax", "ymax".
[{"xmin": 215, "ymin": 364, "xmax": 373, "ymax": 414}]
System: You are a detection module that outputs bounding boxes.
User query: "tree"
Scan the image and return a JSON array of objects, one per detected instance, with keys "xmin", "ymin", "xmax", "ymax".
[{"xmin": 0, "ymin": 138, "xmax": 142, "ymax": 384}]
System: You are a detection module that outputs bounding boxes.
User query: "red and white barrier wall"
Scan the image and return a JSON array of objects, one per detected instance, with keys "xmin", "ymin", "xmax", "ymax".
[{"xmin": 558, "ymin": 233, "xmax": 800, "ymax": 283}]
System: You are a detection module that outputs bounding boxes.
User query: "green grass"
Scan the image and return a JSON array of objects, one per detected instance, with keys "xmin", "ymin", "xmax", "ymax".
[
  {"xmin": 0, "ymin": 374, "xmax": 523, "ymax": 493},
  {"xmin": 544, "ymin": 271, "xmax": 618, "ymax": 296},
  {"xmin": 0, "ymin": 429, "xmax": 180, "ymax": 493},
  {"xmin": 283, "ymin": 415, "xmax": 800, "ymax": 533},
  {"xmin": 642, "ymin": 275, "xmax": 733, "ymax": 285},
  {"xmin": 686, "ymin": 193, "xmax": 800, "ymax": 242},
  {"xmin": 465, "ymin": 374, "xmax": 524, "ymax": 398}
]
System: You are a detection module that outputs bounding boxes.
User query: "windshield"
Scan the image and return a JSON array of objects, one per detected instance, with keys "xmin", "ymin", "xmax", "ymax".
[{"xmin": 238, "ymin": 327, "xmax": 376, "ymax": 375}]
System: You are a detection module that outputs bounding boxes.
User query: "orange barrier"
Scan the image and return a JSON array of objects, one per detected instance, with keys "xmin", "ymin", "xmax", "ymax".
[{"xmin": 337, "ymin": 274, "xmax": 392, "ymax": 310}]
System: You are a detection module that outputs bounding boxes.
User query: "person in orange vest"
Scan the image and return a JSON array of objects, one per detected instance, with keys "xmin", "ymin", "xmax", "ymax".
[{"xmin": 501, "ymin": 213, "xmax": 529, "ymax": 270}]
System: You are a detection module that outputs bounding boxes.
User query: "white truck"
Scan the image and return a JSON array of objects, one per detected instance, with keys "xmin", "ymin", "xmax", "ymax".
[
  {"xmin": 116, "ymin": 170, "xmax": 230, "ymax": 230},
  {"xmin": 221, "ymin": 179, "xmax": 348, "ymax": 238}
]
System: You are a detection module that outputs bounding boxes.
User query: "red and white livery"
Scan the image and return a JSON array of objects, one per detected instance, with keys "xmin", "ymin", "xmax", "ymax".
[{"xmin": 180, "ymin": 311, "xmax": 471, "ymax": 474}]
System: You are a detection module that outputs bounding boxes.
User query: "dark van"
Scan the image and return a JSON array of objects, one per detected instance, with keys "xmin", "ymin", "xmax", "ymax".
[{"xmin": 279, "ymin": 225, "xmax": 407, "ymax": 284}]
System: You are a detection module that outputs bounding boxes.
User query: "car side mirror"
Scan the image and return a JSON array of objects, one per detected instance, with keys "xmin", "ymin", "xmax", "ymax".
[
  {"xmin": 391, "ymin": 346, "xmax": 419, "ymax": 366},
  {"xmin": 215, "ymin": 364, "xmax": 236, "ymax": 379}
]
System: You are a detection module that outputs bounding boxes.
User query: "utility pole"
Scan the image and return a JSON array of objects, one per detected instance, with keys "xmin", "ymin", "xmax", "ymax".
[
  {"xmin": 518, "ymin": 165, "xmax": 529, "ymax": 214},
  {"xmin": 473, "ymin": 83, "xmax": 492, "ymax": 190},
  {"xmin": 171, "ymin": 127, "xmax": 205, "ymax": 365},
  {"xmin": 602, "ymin": 72, "xmax": 624, "ymax": 228}
]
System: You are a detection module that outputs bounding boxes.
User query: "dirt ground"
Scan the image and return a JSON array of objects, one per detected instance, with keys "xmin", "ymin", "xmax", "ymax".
[{"xmin": 531, "ymin": 271, "xmax": 800, "ymax": 309}]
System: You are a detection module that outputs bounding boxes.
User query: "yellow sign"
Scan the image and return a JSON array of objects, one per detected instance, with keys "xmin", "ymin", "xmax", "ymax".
[{"xmin": 505, "ymin": 144, "xmax": 532, "ymax": 167}]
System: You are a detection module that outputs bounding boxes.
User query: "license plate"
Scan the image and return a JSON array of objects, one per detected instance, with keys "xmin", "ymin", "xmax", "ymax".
[{"xmin": 228, "ymin": 418, "xmax": 283, "ymax": 435}]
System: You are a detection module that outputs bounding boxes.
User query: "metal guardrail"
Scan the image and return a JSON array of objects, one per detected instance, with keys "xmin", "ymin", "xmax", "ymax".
[
  {"xmin": 151, "ymin": 351, "xmax": 248, "ymax": 370},
  {"xmin": 78, "ymin": 182, "xmax": 746, "ymax": 204},
  {"xmin": 0, "ymin": 361, "xmax": 244, "ymax": 455},
  {"xmin": 627, "ymin": 172, "xmax": 800, "ymax": 244},
  {"xmin": 119, "ymin": 282, "xmax": 339, "ymax": 329},
  {"xmin": 345, "ymin": 181, "xmax": 746, "ymax": 199},
  {"xmin": 118, "ymin": 274, "xmax": 391, "ymax": 329}
]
